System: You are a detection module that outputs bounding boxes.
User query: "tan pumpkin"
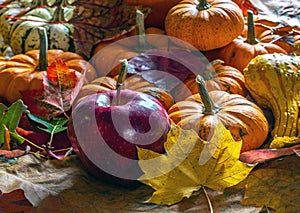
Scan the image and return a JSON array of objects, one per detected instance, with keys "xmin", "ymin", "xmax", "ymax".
[
  {"xmin": 75, "ymin": 61, "xmax": 175, "ymax": 110},
  {"xmin": 164, "ymin": 0, "xmax": 244, "ymax": 51},
  {"xmin": 91, "ymin": 10, "xmax": 167, "ymax": 77},
  {"xmin": 172, "ymin": 59, "xmax": 247, "ymax": 101},
  {"xmin": 168, "ymin": 75, "xmax": 269, "ymax": 152},
  {"xmin": 244, "ymin": 53, "xmax": 300, "ymax": 138},
  {"xmin": 0, "ymin": 27, "xmax": 96, "ymax": 103},
  {"xmin": 204, "ymin": 10, "xmax": 296, "ymax": 72}
]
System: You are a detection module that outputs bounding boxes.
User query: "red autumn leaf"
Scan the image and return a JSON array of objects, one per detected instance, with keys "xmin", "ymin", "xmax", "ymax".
[
  {"xmin": 127, "ymin": 49, "xmax": 209, "ymax": 92},
  {"xmin": 21, "ymin": 57, "xmax": 85, "ymax": 119},
  {"xmin": 46, "ymin": 57, "xmax": 78, "ymax": 89},
  {"xmin": 20, "ymin": 89, "xmax": 50, "ymax": 117},
  {"xmin": 0, "ymin": 147, "xmax": 29, "ymax": 158},
  {"xmin": 239, "ymin": 144, "xmax": 300, "ymax": 164}
]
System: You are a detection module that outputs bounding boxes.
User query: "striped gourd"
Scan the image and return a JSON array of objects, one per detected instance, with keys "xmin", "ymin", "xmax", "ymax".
[
  {"xmin": 9, "ymin": 1, "xmax": 75, "ymax": 54},
  {"xmin": 244, "ymin": 53, "xmax": 300, "ymax": 138},
  {"xmin": 0, "ymin": 0, "xmax": 48, "ymax": 45}
]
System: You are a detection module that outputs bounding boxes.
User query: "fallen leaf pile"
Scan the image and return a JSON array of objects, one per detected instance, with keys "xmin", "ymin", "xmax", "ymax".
[{"xmin": 0, "ymin": 154, "xmax": 261, "ymax": 212}]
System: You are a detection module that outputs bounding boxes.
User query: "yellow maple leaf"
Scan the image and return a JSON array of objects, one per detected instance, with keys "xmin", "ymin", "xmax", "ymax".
[{"xmin": 137, "ymin": 122, "xmax": 255, "ymax": 206}]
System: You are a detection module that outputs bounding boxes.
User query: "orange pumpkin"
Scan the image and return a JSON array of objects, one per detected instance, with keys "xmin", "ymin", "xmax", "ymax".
[
  {"xmin": 204, "ymin": 10, "xmax": 296, "ymax": 72},
  {"xmin": 164, "ymin": 0, "xmax": 244, "ymax": 51},
  {"xmin": 91, "ymin": 10, "xmax": 167, "ymax": 77},
  {"xmin": 172, "ymin": 59, "xmax": 247, "ymax": 101},
  {"xmin": 75, "ymin": 61, "xmax": 175, "ymax": 110},
  {"xmin": 168, "ymin": 75, "xmax": 269, "ymax": 152},
  {"xmin": 0, "ymin": 27, "xmax": 96, "ymax": 103}
]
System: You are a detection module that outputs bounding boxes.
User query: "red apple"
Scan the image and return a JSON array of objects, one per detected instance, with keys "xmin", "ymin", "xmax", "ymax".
[{"xmin": 67, "ymin": 89, "xmax": 170, "ymax": 187}]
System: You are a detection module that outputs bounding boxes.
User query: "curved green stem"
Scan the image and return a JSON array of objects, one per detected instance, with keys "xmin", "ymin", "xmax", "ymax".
[
  {"xmin": 245, "ymin": 10, "xmax": 258, "ymax": 45},
  {"xmin": 36, "ymin": 27, "xmax": 48, "ymax": 71},
  {"xmin": 196, "ymin": 75, "xmax": 220, "ymax": 115},
  {"xmin": 196, "ymin": 0, "xmax": 211, "ymax": 11}
]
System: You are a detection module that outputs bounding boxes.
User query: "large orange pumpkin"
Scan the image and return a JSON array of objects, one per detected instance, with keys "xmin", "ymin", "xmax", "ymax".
[
  {"xmin": 168, "ymin": 75, "xmax": 269, "ymax": 152},
  {"xmin": 0, "ymin": 27, "xmax": 96, "ymax": 103},
  {"xmin": 164, "ymin": 0, "xmax": 244, "ymax": 51},
  {"xmin": 172, "ymin": 59, "xmax": 247, "ymax": 101}
]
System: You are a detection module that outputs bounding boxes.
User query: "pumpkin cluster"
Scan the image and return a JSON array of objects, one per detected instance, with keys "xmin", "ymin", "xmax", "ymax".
[{"xmin": 0, "ymin": 0, "xmax": 299, "ymax": 160}]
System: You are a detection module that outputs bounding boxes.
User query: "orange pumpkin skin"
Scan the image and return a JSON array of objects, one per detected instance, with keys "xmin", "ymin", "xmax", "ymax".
[
  {"xmin": 204, "ymin": 11, "xmax": 295, "ymax": 72},
  {"xmin": 0, "ymin": 49, "xmax": 96, "ymax": 103},
  {"xmin": 91, "ymin": 27, "xmax": 166, "ymax": 77},
  {"xmin": 124, "ymin": 0, "xmax": 181, "ymax": 29},
  {"xmin": 172, "ymin": 60, "xmax": 247, "ymax": 101},
  {"xmin": 75, "ymin": 75, "xmax": 175, "ymax": 111},
  {"xmin": 164, "ymin": 0, "xmax": 244, "ymax": 51},
  {"xmin": 168, "ymin": 89, "xmax": 269, "ymax": 153}
]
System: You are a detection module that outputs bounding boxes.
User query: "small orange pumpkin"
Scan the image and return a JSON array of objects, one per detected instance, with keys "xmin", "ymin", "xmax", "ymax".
[
  {"xmin": 168, "ymin": 75, "xmax": 269, "ymax": 152},
  {"xmin": 172, "ymin": 59, "xmax": 247, "ymax": 101},
  {"xmin": 204, "ymin": 10, "xmax": 296, "ymax": 72},
  {"xmin": 0, "ymin": 27, "xmax": 96, "ymax": 104},
  {"xmin": 91, "ymin": 10, "xmax": 167, "ymax": 77}
]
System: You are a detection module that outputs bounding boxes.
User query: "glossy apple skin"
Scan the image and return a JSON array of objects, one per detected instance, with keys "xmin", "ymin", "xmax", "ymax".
[{"xmin": 68, "ymin": 89, "xmax": 170, "ymax": 187}]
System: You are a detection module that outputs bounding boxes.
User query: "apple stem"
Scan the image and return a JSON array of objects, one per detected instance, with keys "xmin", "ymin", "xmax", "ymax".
[{"xmin": 116, "ymin": 59, "xmax": 128, "ymax": 105}]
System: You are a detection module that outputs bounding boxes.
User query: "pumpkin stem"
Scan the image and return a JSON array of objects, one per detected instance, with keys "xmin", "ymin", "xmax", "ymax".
[
  {"xmin": 204, "ymin": 59, "xmax": 224, "ymax": 80},
  {"xmin": 136, "ymin": 9, "xmax": 152, "ymax": 52},
  {"xmin": 196, "ymin": 75, "xmax": 220, "ymax": 115},
  {"xmin": 51, "ymin": 0, "xmax": 66, "ymax": 22},
  {"xmin": 245, "ymin": 10, "xmax": 258, "ymax": 45},
  {"xmin": 115, "ymin": 59, "xmax": 128, "ymax": 105},
  {"xmin": 196, "ymin": 0, "xmax": 211, "ymax": 11},
  {"xmin": 36, "ymin": 27, "xmax": 48, "ymax": 71}
]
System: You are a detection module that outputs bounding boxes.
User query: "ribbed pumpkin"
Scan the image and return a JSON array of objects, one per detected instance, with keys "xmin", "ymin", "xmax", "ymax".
[
  {"xmin": 168, "ymin": 75, "xmax": 269, "ymax": 152},
  {"xmin": 164, "ymin": 0, "xmax": 244, "ymax": 51},
  {"xmin": 204, "ymin": 10, "xmax": 296, "ymax": 72},
  {"xmin": 293, "ymin": 28, "xmax": 300, "ymax": 55},
  {"xmin": 9, "ymin": 0, "xmax": 75, "ymax": 55},
  {"xmin": 0, "ymin": 27, "xmax": 96, "ymax": 104},
  {"xmin": 172, "ymin": 59, "xmax": 247, "ymax": 101},
  {"xmin": 244, "ymin": 53, "xmax": 300, "ymax": 138},
  {"xmin": 75, "ymin": 61, "xmax": 175, "ymax": 111},
  {"xmin": 91, "ymin": 9, "xmax": 167, "ymax": 77}
]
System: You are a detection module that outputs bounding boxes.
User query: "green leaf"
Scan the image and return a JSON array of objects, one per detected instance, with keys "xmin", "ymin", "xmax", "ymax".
[
  {"xmin": 10, "ymin": 131, "xmax": 25, "ymax": 145},
  {"xmin": 0, "ymin": 104, "xmax": 7, "ymax": 122},
  {"xmin": 2, "ymin": 100, "xmax": 28, "ymax": 131},
  {"xmin": 0, "ymin": 100, "xmax": 28, "ymax": 145},
  {"xmin": 27, "ymin": 113, "xmax": 68, "ymax": 134}
]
